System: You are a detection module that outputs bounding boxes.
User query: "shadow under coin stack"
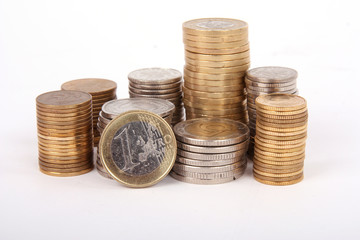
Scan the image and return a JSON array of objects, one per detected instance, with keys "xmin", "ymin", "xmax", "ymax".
[
  {"xmin": 182, "ymin": 18, "xmax": 250, "ymax": 124},
  {"xmin": 36, "ymin": 90, "xmax": 94, "ymax": 176},
  {"xmin": 171, "ymin": 118, "xmax": 249, "ymax": 184},
  {"xmin": 128, "ymin": 68, "xmax": 184, "ymax": 125},
  {"xmin": 96, "ymin": 98, "xmax": 175, "ymax": 178},
  {"xmin": 61, "ymin": 78, "xmax": 117, "ymax": 146},
  {"xmin": 245, "ymin": 67, "xmax": 298, "ymax": 159},
  {"xmin": 253, "ymin": 94, "xmax": 308, "ymax": 186}
]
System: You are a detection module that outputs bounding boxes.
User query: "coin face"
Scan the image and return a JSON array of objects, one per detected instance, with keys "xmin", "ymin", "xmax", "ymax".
[
  {"xmin": 99, "ymin": 111, "xmax": 176, "ymax": 187},
  {"xmin": 36, "ymin": 90, "xmax": 92, "ymax": 108},
  {"xmin": 256, "ymin": 93, "xmax": 307, "ymax": 111},
  {"xmin": 174, "ymin": 118, "xmax": 249, "ymax": 146},
  {"xmin": 102, "ymin": 98, "xmax": 175, "ymax": 119},
  {"xmin": 61, "ymin": 78, "xmax": 117, "ymax": 95},
  {"xmin": 128, "ymin": 68, "xmax": 182, "ymax": 85},
  {"xmin": 183, "ymin": 18, "xmax": 248, "ymax": 35},
  {"xmin": 246, "ymin": 66, "xmax": 298, "ymax": 83}
]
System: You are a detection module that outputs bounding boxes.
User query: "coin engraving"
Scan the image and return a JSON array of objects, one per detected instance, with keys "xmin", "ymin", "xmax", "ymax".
[
  {"xmin": 196, "ymin": 20, "xmax": 235, "ymax": 29},
  {"xmin": 111, "ymin": 121, "xmax": 165, "ymax": 175}
]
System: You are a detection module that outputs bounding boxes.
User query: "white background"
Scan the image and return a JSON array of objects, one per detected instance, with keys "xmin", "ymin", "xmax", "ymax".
[{"xmin": 1, "ymin": 0, "xmax": 359, "ymax": 239}]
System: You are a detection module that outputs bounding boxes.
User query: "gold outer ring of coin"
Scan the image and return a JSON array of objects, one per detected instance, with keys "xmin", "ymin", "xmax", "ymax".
[
  {"xmin": 182, "ymin": 86, "xmax": 245, "ymax": 98},
  {"xmin": 99, "ymin": 110, "xmax": 177, "ymax": 188},
  {"xmin": 61, "ymin": 78, "xmax": 117, "ymax": 95},
  {"xmin": 254, "ymin": 174, "xmax": 303, "ymax": 186},
  {"xmin": 253, "ymin": 156, "xmax": 305, "ymax": 165},
  {"xmin": 184, "ymin": 68, "xmax": 245, "ymax": 81},
  {"xmin": 183, "ymin": 32, "xmax": 248, "ymax": 43},
  {"xmin": 255, "ymin": 93, "xmax": 307, "ymax": 112},
  {"xmin": 176, "ymin": 155, "xmax": 245, "ymax": 167},
  {"xmin": 185, "ymin": 50, "xmax": 250, "ymax": 62},
  {"xmin": 184, "ymin": 38, "xmax": 249, "ymax": 49},
  {"xmin": 39, "ymin": 167, "xmax": 93, "ymax": 177},
  {"xmin": 185, "ymin": 56, "xmax": 250, "ymax": 68},
  {"xmin": 128, "ymin": 80, "xmax": 182, "ymax": 90},
  {"xmin": 185, "ymin": 43, "xmax": 249, "ymax": 55},
  {"xmin": 128, "ymin": 85, "xmax": 180, "ymax": 94},
  {"xmin": 177, "ymin": 139, "xmax": 248, "ymax": 154},
  {"xmin": 185, "ymin": 63, "xmax": 250, "ymax": 74}
]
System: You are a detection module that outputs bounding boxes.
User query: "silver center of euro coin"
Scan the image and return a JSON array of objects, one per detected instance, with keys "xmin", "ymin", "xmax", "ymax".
[
  {"xmin": 196, "ymin": 20, "xmax": 234, "ymax": 29},
  {"xmin": 110, "ymin": 121, "xmax": 165, "ymax": 176}
]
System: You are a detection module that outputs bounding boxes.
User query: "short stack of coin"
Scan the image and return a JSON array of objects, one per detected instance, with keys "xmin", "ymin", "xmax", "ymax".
[
  {"xmin": 245, "ymin": 67, "xmax": 298, "ymax": 158},
  {"xmin": 96, "ymin": 98, "xmax": 175, "ymax": 178},
  {"xmin": 36, "ymin": 90, "xmax": 94, "ymax": 176},
  {"xmin": 182, "ymin": 18, "xmax": 250, "ymax": 124},
  {"xmin": 171, "ymin": 118, "xmax": 249, "ymax": 184},
  {"xmin": 253, "ymin": 93, "xmax": 308, "ymax": 186},
  {"xmin": 61, "ymin": 78, "xmax": 117, "ymax": 146},
  {"xmin": 128, "ymin": 68, "xmax": 184, "ymax": 125}
]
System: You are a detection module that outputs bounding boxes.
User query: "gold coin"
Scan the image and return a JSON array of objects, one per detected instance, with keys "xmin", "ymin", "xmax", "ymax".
[
  {"xmin": 255, "ymin": 144, "xmax": 305, "ymax": 154},
  {"xmin": 184, "ymin": 94, "xmax": 246, "ymax": 105},
  {"xmin": 254, "ymin": 148, "xmax": 305, "ymax": 158},
  {"xmin": 184, "ymin": 81, "xmax": 245, "ymax": 92},
  {"xmin": 37, "ymin": 123, "xmax": 92, "ymax": 133},
  {"xmin": 184, "ymin": 38, "xmax": 249, "ymax": 49},
  {"xmin": 182, "ymin": 86, "xmax": 244, "ymax": 98},
  {"xmin": 186, "ymin": 113, "xmax": 248, "ymax": 122},
  {"xmin": 184, "ymin": 68, "xmax": 245, "ymax": 81},
  {"xmin": 257, "ymin": 114, "xmax": 308, "ymax": 124},
  {"xmin": 256, "ymin": 121, "xmax": 307, "ymax": 132},
  {"xmin": 257, "ymin": 110, "xmax": 308, "ymax": 120},
  {"xmin": 185, "ymin": 106, "xmax": 245, "ymax": 115},
  {"xmin": 61, "ymin": 78, "xmax": 117, "ymax": 95},
  {"xmin": 256, "ymin": 125, "xmax": 307, "ymax": 136},
  {"xmin": 36, "ymin": 119, "xmax": 93, "ymax": 130},
  {"xmin": 38, "ymin": 146, "xmax": 93, "ymax": 156},
  {"xmin": 185, "ymin": 63, "xmax": 250, "ymax": 74},
  {"xmin": 253, "ymin": 155, "xmax": 305, "ymax": 165},
  {"xmin": 185, "ymin": 56, "xmax": 250, "ymax": 68},
  {"xmin": 185, "ymin": 43, "xmax": 249, "ymax": 55},
  {"xmin": 185, "ymin": 108, "xmax": 247, "ymax": 118},
  {"xmin": 254, "ymin": 174, "xmax": 303, "ymax": 186},
  {"xmin": 185, "ymin": 50, "xmax": 250, "ymax": 62},
  {"xmin": 183, "ymin": 32, "xmax": 248, "ymax": 43},
  {"xmin": 183, "ymin": 18, "xmax": 248, "ymax": 36},
  {"xmin": 255, "ymin": 93, "xmax": 306, "ymax": 111},
  {"xmin": 38, "ymin": 141, "xmax": 92, "ymax": 150},
  {"xmin": 39, "ymin": 167, "xmax": 93, "ymax": 177},
  {"xmin": 36, "ymin": 115, "xmax": 93, "ymax": 126},
  {"xmin": 37, "ymin": 132, "xmax": 92, "ymax": 142},
  {"xmin": 99, "ymin": 110, "xmax": 177, "ymax": 188},
  {"xmin": 184, "ymin": 76, "xmax": 244, "ymax": 86},
  {"xmin": 36, "ymin": 90, "xmax": 92, "ymax": 109},
  {"xmin": 257, "ymin": 118, "xmax": 308, "ymax": 128},
  {"xmin": 254, "ymin": 135, "xmax": 306, "ymax": 146},
  {"xmin": 254, "ymin": 167, "xmax": 303, "ymax": 177},
  {"xmin": 39, "ymin": 159, "xmax": 92, "ymax": 169},
  {"xmin": 255, "ymin": 130, "xmax": 307, "ymax": 141},
  {"xmin": 36, "ymin": 107, "xmax": 92, "ymax": 118},
  {"xmin": 36, "ymin": 103, "xmax": 92, "ymax": 114},
  {"xmin": 37, "ymin": 136, "xmax": 93, "ymax": 145},
  {"xmin": 255, "ymin": 136, "xmax": 306, "ymax": 148},
  {"xmin": 37, "ymin": 129, "xmax": 92, "ymax": 139},
  {"xmin": 92, "ymin": 94, "xmax": 116, "ymax": 102},
  {"xmin": 253, "ymin": 172, "xmax": 303, "ymax": 182},
  {"xmin": 253, "ymin": 164, "xmax": 303, "ymax": 174},
  {"xmin": 39, "ymin": 161, "xmax": 93, "ymax": 172},
  {"xmin": 39, "ymin": 151, "xmax": 93, "ymax": 161},
  {"xmin": 36, "ymin": 111, "xmax": 91, "ymax": 122},
  {"xmin": 256, "ymin": 107, "xmax": 307, "ymax": 116},
  {"xmin": 254, "ymin": 160, "xmax": 304, "ymax": 170}
]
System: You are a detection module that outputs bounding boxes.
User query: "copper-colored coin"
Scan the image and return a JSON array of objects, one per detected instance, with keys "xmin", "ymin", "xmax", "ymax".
[
  {"xmin": 257, "ymin": 115, "xmax": 308, "ymax": 124},
  {"xmin": 184, "ymin": 68, "xmax": 245, "ymax": 81},
  {"xmin": 256, "ymin": 122, "xmax": 307, "ymax": 133},
  {"xmin": 254, "ymin": 148, "xmax": 305, "ymax": 158},
  {"xmin": 39, "ymin": 159, "xmax": 92, "ymax": 169},
  {"xmin": 253, "ymin": 172, "xmax": 303, "ymax": 182},
  {"xmin": 61, "ymin": 78, "xmax": 117, "ymax": 95},
  {"xmin": 186, "ymin": 112, "xmax": 248, "ymax": 121},
  {"xmin": 253, "ymin": 164, "xmax": 303, "ymax": 174},
  {"xmin": 253, "ymin": 155, "xmax": 305, "ymax": 165},
  {"xmin": 40, "ymin": 163, "xmax": 93, "ymax": 173},
  {"xmin": 39, "ymin": 150, "xmax": 93, "ymax": 160},
  {"xmin": 255, "ymin": 136, "xmax": 306, "ymax": 149},
  {"xmin": 36, "ymin": 111, "xmax": 92, "ymax": 122},
  {"xmin": 254, "ymin": 167, "xmax": 303, "ymax": 177},
  {"xmin": 184, "ymin": 106, "xmax": 246, "ymax": 115},
  {"xmin": 254, "ymin": 174, "xmax": 303, "ymax": 186},
  {"xmin": 36, "ymin": 90, "xmax": 92, "ymax": 109},
  {"xmin": 255, "ymin": 130, "xmax": 307, "ymax": 141},
  {"xmin": 256, "ymin": 124, "xmax": 307, "ymax": 136},
  {"xmin": 256, "ymin": 93, "xmax": 306, "ymax": 112},
  {"xmin": 37, "ymin": 132, "xmax": 92, "ymax": 142},
  {"xmin": 257, "ymin": 118, "xmax": 307, "ymax": 128},
  {"xmin": 255, "ymin": 135, "xmax": 306, "ymax": 146},
  {"xmin": 37, "ymin": 129, "xmax": 92, "ymax": 138},
  {"xmin": 36, "ymin": 115, "xmax": 93, "ymax": 126},
  {"xmin": 38, "ymin": 146, "xmax": 93, "ymax": 156},
  {"xmin": 36, "ymin": 103, "xmax": 92, "ymax": 114},
  {"xmin": 36, "ymin": 119, "xmax": 93, "ymax": 130},
  {"xmin": 39, "ymin": 167, "xmax": 93, "ymax": 177}
]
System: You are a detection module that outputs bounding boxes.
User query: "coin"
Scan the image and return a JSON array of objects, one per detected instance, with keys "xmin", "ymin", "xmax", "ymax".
[
  {"xmin": 183, "ymin": 38, "xmax": 249, "ymax": 49},
  {"xmin": 174, "ymin": 118, "xmax": 249, "ymax": 146},
  {"xmin": 173, "ymin": 160, "xmax": 245, "ymax": 173},
  {"xmin": 183, "ymin": 86, "xmax": 244, "ymax": 98},
  {"xmin": 185, "ymin": 63, "xmax": 250, "ymax": 74},
  {"xmin": 184, "ymin": 94, "xmax": 246, "ymax": 105},
  {"xmin": 257, "ymin": 110, "xmax": 308, "ymax": 120},
  {"xmin": 61, "ymin": 78, "xmax": 117, "ymax": 95},
  {"xmin": 173, "ymin": 166, "xmax": 245, "ymax": 179},
  {"xmin": 185, "ymin": 57, "xmax": 250, "ymax": 68},
  {"xmin": 255, "ymin": 93, "xmax": 307, "ymax": 111},
  {"xmin": 128, "ymin": 68, "xmax": 182, "ymax": 85},
  {"xmin": 246, "ymin": 66, "xmax": 298, "ymax": 83},
  {"xmin": 184, "ymin": 106, "xmax": 246, "ymax": 115},
  {"xmin": 253, "ymin": 165, "xmax": 303, "ymax": 174},
  {"xmin": 99, "ymin": 110, "xmax": 177, "ymax": 187},
  {"xmin": 36, "ymin": 90, "xmax": 92, "ymax": 109},
  {"xmin": 177, "ymin": 139, "xmax": 248, "ymax": 153},
  {"xmin": 245, "ymin": 78, "xmax": 296, "ymax": 88},
  {"xmin": 183, "ymin": 32, "xmax": 248, "ymax": 43},
  {"xmin": 185, "ymin": 50, "xmax": 250, "ymax": 62},
  {"xmin": 254, "ymin": 175, "xmax": 303, "ymax": 185},
  {"xmin": 177, "ymin": 149, "xmax": 246, "ymax": 160},
  {"xmin": 129, "ymin": 80, "xmax": 182, "ymax": 90},
  {"xmin": 176, "ymin": 155, "xmax": 244, "ymax": 167},
  {"xmin": 184, "ymin": 76, "xmax": 243, "ymax": 87},
  {"xmin": 184, "ymin": 68, "xmax": 245, "ymax": 80},
  {"xmin": 128, "ymin": 85, "xmax": 180, "ymax": 94},
  {"xmin": 254, "ymin": 172, "xmax": 303, "ymax": 183},
  {"xmin": 184, "ymin": 81, "xmax": 245, "ymax": 92},
  {"xmin": 129, "ymin": 90, "xmax": 182, "ymax": 99},
  {"xmin": 183, "ymin": 98, "xmax": 246, "ymax": 110},
  {"xmin": 170, "ymin": 169, "xmax": 245, "ymax": 184},
  {"xmin": 183, "ymin": 18, "xmax": 248, "ymax": 36}
]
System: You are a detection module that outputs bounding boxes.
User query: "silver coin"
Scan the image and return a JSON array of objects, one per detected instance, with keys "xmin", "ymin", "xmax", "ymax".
[
  {"xmin": 246, "ymin": 84, "xmax": 297, "ymax": 93},
  {"xmin": 129, "ymin": 90, "xmax": 182, "ymax": 99},
  {"xmin": 96, "ymin": 165, "xmax": 113, "ymax": 179},
  {"xmin": 246, "ymin": 87, "xmax": 297, "ymax": 96},
  {"xmin": 170, "ymin": 167, "xmax": 246, "ymax": 184},
  {"xmin": 246, "ymin": 66, "xmax": 298, "ymax": 83},
  {"xmin": 101, "ymin": 98, "xmax": 175, "ymax": 119},
  {"xmin": 173, "ymin": 160, "xmax": 246, "ymax": 173},
  {"xmin": 177, "ymin": 148, "xmax": 247, "ymax": 160},
  {"xmin": 128, "ymin": 68, "xmax": 182, "ymax": 85},
  {"xmin": 172, "ymin": 166, "xmax": 246, "ymax": 179},
  {"xmin": 129, "ymin": 80, "xmax": 182, "ymax": 90},
  {"xmin": 128, "ymin": 85, "xmax": 181, "ymax": 95},
  {"xmin": 177, "ymin": 139, "xmax": 249, "ymax": 153},
  {"xmin": 176, "ymin": 155, "xmax": 245, "ymax": 167},
  {"xmin": 174, "ymin": 118, "xmax": 249, "ymax": 146},
  {"xmin": 245, "ymin": 78, "xmax": 296, "ymax": 88}
]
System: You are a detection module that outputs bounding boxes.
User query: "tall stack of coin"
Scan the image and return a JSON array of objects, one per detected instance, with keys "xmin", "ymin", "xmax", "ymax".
[
  {"xmin": 171, "ymin": 118, "xmax": 249, "ymax": 184},
  {"xmin": 128, "ymin": 68, "xmax": 184, "ymax": 125},
  {"xmin": 182, "ymin": 18, "xmax": 250, "ymax": 124},
  {"xmin": 253, "ymin": 94, "xmax": 307, "ymax": 186},
  {"xmin": 245, "ymin": 67, "xmax": 298, "ymax": 158},
  {"xmin": 36, "ymin": 90, "xmax": 94, "ymax": 176},
  {"xmin": 61, "ymin": 78, "xmax": 117, "ymax": 146},
  {"xmin": 96, "ymin": 98, "xmax": 175, "ymax": 178}
]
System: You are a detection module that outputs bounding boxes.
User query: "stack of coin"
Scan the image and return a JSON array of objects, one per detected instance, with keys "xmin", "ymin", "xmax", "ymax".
[
  {"xmin": 253, "ymin": 93, "xmax": 308, "ymax": 186},
  {"xmin": 36, "ymin": 90, "xmax": 94, "ymax": 176},
  {"xmin": 95, "ymin": 98, "xmax": 175, "ymax": 178},
  {"xmin": 171, "ymin": 118, "xmax": 249, "ymax": 184},
  {"xmin": 61, "ymin": 78, "xmax": 117, "ymax": 146},
  {"xmin": 182, "ymin": 18, "xmax": 250, "ymax": 124},
  {"xmin": 128, "ymin": 68, "xmax": 184, "ymax": 125},
  {"xmin": 99, "ymin": 110, "xmax": 177, "ymax": 187},
  {"xmin": 245, "ymin": 67, "xmax": 298, "ymax": 158}
]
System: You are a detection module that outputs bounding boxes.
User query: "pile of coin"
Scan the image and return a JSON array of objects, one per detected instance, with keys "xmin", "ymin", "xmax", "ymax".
[
  {"xmin": 96, "ymin": 98, "xmax": 175, "ymax": 178},
  {"xmin": 182, "ymin": 18, "xmax": 250, "ymax": 124},
  {"xmin": 36, "ymin": 90, "xmax": 94, "ymax": 176},
  {"xmin": 61, "ymin": 78, "xmax": 117, "ymax": 146},
  {"xmin": 128, "ymin": 68, "xmax": 184, "ymax": 125},
  {"xmin": 253, "ymin": 93, "xmax": 308, "ymax": 186},
  {"xmin": 171, "ymin": 118, "xmax": 249, "ymax": 184},
  {"xmin": 245, "ymin": 67, "xmax": 298, "ymax": 158},
  {"xmin": 99, "ymin": 110, "xmax": 177, "ymax": 187}
]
